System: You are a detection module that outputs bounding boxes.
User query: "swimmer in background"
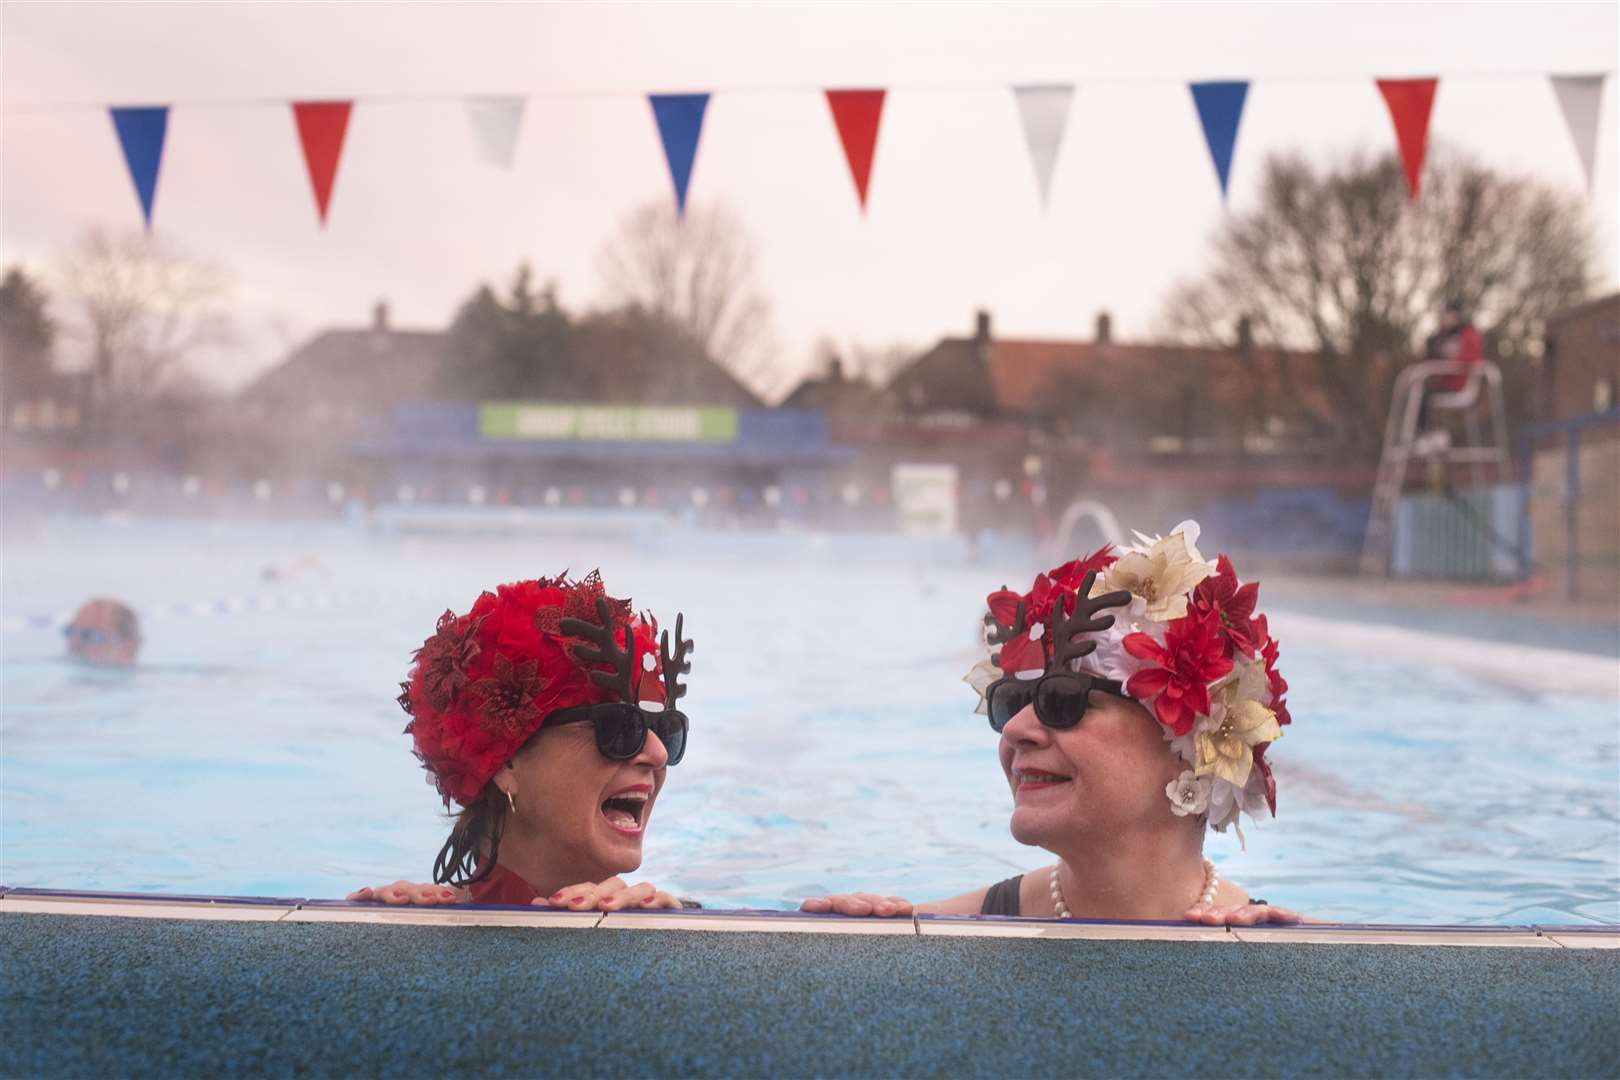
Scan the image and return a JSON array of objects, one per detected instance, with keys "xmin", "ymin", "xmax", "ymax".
[
  {"xmin": 350, "ymin": 572, "xmax": 695, "ymax": 911},
  {"xmin": 63, "ymin": 598, "xmax": 141, "ymax": 667},
  {"xmin": 805, "ymin": 523, "xmax": 1304, "ymax": 925}
]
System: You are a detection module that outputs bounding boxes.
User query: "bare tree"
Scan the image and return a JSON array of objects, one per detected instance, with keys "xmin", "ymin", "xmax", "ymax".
[
  {"xmin": 1159, "ymin": 146, "xmax": 1593, "ymax": 456},
  {"xmin": 596, "ymin": 199, "xmax": 778, "ymax": 394},
  {"xmin": 58, "ymin": 227, "xmax": 236, "ymax": 408}
]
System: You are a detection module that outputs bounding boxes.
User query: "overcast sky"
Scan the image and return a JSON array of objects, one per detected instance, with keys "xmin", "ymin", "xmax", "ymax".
[{"xmin": 3, "ymin": 1, "xmax": 1616, "ymax": 395}]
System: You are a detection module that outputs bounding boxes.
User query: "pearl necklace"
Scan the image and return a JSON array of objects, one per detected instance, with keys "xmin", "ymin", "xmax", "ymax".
[{"xmin": 1048, "ymin": 858, "xmax": 1218, "ymax": 918}]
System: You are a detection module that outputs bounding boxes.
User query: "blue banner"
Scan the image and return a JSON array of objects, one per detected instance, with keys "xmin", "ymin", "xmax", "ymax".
[
  {"xmin": 649, "ymin": 93, "xmax": 710, "ymax": 216},
  {"xmin": 1189, "ymin": 82, "xmax": 1248, "ymax": 199},
  {"xmin": 110, "ymin": 106, "xmax": 169, "ymax": 228}
]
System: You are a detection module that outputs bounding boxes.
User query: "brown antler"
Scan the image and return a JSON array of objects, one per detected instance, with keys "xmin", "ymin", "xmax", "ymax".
[
  {"xmin": 1049, "ymin": 570, "xmax": 1132, "ymax": 671},
  {"xmin": 560, "ymin": 596, "xmax": 637, "ymax": 703},
  {"xmin": 659, "ymin": 612, "xmax": 693, "ymax": 709}
]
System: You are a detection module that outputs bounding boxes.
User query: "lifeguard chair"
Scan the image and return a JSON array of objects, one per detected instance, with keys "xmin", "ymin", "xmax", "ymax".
[{"xmin": 1358, "ymin": 359, "xmax": 1511, "ymax": 576}]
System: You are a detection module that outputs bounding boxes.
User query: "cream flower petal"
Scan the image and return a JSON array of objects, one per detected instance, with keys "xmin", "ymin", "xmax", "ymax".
[
  {"xmin": 1226, "ymin": 699, "xmax": 1284, "ymax": 745},
  {"xmin": 963, "ymin": 657, "xmax": 999, "ymax": 716},
  {"xmin": 1165, "ymin": 770, "xmax": 1211, "ymax": 816},
  {"xmin": 1195, "ymin": 730, "xmax": 1253, "ymax": 788}
]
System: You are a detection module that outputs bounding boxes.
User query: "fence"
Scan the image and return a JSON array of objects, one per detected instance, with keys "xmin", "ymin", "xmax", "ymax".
[{"xmin": 1517, "ymin": 408, "xmax": 1620, "ymax": 601}]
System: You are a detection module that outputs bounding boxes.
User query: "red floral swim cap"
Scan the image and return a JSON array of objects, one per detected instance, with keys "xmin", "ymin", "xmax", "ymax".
[{"xmin": 397, "ymin": 572, "xmax": 667, "ymax": 806}]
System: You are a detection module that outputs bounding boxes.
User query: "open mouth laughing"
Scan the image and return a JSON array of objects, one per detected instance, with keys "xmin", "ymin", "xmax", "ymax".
[{"xmin": 600, "ymin": 783, "xmax": 653, "ymax": 836}]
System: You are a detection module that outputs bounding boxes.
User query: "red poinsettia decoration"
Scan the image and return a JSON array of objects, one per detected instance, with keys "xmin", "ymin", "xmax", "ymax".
[
  {"xmin": 1122, "ymin": 611, "xmax": 1234, "ymax": 736},
  {"xmin": 1045, "ymin": 544, "xmax": 1118, "ymax": 589},
  {"xmin": 1254, "ymin": 614, "xmax": 1291, "ymax": 726},
  {"xmin": 470, "ymin": 653, "xmax": 549, "ymax": 737},
  {"xmin": 414, "ymin": 609, "xmax": 486, "ymax": 711},
  {"xmin": 1189, "ymin": 554, "xmax": 1260, "ymax": 657},
  {"xmin": 986, "ymin": 588, "xmax": 1023, "ymax": 629}
]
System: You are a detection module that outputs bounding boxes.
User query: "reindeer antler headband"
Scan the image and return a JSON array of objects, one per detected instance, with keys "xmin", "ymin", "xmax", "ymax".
[
  {"xmin": 559, "ymin": 597, "xmax": 693, "ymax": 710},
  {"xmin": 985, "ymin": 570, "xmax": 1132, "ymax": 676}
]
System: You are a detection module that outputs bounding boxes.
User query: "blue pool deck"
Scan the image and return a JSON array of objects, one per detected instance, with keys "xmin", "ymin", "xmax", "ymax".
[{"xmin": 2, "ymin": 888, "xmax": 1617, "ymax": 1078}]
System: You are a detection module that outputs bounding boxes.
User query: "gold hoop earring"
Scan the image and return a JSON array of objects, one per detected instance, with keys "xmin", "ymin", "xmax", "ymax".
[{"xmin": 504, "ymin": 788, "xmax": 517, "ymax": 816}]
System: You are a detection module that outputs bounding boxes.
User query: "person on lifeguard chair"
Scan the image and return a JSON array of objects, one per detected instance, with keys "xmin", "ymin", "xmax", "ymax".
[{"xmin": 1413, "ymin": 298, "xmax": 1485, "ymax": 456}]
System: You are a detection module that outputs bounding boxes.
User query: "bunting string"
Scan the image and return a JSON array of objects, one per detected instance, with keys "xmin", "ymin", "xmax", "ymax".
[{"xmin": 5, "ymin": 68, "xmax": 1609, "ymax": 228}]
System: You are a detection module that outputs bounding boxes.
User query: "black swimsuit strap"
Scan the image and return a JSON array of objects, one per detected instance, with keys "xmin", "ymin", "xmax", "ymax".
[{"xmin": 979, "ymin": 875, "xmax": 1024, "ymax": 917}]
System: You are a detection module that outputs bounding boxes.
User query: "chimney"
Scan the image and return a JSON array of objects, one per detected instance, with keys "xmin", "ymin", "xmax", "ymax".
[
  {"xmin": 372, "ymin": 300, "xmax": 390, "ymax": 333},
  {"xmin": 974, "ymin": 309, "xmax": 992, "ymax": 344},
  {"xmin": 1094, "ymin": 310, "xmax": 1112, "ymax": 344},
  {"xmin": 1236, "ymin": 315, "xmax": 1253, "ymax": 352}
]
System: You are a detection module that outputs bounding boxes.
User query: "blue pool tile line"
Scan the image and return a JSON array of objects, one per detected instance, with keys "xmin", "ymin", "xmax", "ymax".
[
  {"xmin": 3, "ymin": 886, "xmax": 306, "ymax": 906},
  {"xmin": 603, "ymin": 904, "xmax": 882, "ymax": 921}
]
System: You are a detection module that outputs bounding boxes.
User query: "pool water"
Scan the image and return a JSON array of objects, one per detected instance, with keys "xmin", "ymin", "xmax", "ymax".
[{"xmin": 2, "ymin": 516, "xmax": 1616, "ymax": 924}]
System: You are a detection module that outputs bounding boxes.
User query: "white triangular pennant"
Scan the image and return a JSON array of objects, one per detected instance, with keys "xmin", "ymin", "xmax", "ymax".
[
  {"xmin": 464, "ymin": 96, "xmax": 525, "ymax": 168},
  {"xmin": 1013, "ymin": 84, "xmax": 1074, "ymax": 210},
  {"xmin": 1550, "ymin": 74, "xmax": 1605, "ymax": 194}
]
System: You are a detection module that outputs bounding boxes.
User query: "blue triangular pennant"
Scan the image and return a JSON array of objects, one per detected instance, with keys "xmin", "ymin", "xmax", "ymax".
[
  {"xmin": 648, "ymin": 93, "xmax": 710, "ymax": 216},
  {"xmin": 110, "ymin": 106, "xmax": 169, "ymax": 228},
  {"xmin": 1188, "ymin": 82, "xmax": 1248, "ymax": 200}
]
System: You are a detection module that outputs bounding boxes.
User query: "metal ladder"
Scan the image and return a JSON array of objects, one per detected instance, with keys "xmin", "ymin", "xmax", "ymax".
[{"xmin": 1358, "ymin": 360, "xmax": 1511, "ymax": 577}]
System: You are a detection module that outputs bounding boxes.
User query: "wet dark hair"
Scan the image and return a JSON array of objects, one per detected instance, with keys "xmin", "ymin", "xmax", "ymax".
[{"xmin": 433, "ymin": 785, "xmax": 509, "ymax": 886}]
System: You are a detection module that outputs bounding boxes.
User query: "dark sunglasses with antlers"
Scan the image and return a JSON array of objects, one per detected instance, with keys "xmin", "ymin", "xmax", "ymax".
[
  {"xmin": 982, "ymin": 571, "xmax": 1133, "ymax": 734},
  {"xmin": 556, "ymin": 599, "xmax": 693, "ymax": 765}
]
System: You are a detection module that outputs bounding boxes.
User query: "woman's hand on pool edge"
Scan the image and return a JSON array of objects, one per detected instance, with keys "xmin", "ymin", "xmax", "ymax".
[
  {"xmin": 541, "ymin": 877, "xmax": 684, "ymax": 911},
  {"xmin": 1182, "ymin": 901, "xmax": 1304, "ymax": 926},
  {"xmin": 346, "ymin": 880, "xmax": 464, "ymax": 905},
  {"xmin": 800, "ymin": 893, "xmax": 914, "ymax": 917}
]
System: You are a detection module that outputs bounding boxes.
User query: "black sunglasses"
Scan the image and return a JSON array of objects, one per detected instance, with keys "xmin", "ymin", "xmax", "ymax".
[
  {"xmin": 548, "ymin": 702, "xmax": 688, "ymax": 766},
  {"xmin": 985, "ymin": 672, "xmax": 1130, "ymax": 733}
]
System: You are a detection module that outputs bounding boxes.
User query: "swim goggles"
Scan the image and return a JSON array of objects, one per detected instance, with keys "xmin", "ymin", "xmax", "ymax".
[
  {"xmin": 985, "ymin": 671, "xmax": 1130, "ymax": 734},
  {"xmin": 547, "ymin": 702, "xmax": 689, "ymax": 766},
  {"xmin": 63, "ymin": 625, "xmax": 119, "ymax": 645}
]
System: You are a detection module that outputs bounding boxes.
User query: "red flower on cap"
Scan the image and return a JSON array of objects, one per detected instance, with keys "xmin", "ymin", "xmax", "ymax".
[
  {"xmin": 400, "ymin": 573, "xmax": 665, "ymax": 806},
  {"xmin": 1122, "ymin": 611, "xmax": 1234, "ymax": 736},
  {"xmin": 1254, "ymin": 614, "xmax": 1291, "ymax": 726},
  {"xmin": 1026, "ymin": 545, "xmax": 1118, "ymax": 633},
  {"xmin": 1045, "ymin": 544, "xmax": 1119, "ymax": 591},
  {"xmin": 1188, "ymin": 554, "xmax": 1260, "ymax": 658}
]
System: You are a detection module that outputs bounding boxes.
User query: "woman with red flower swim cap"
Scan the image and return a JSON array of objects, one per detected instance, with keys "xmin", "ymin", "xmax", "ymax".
[
  {"xmin": 803, "ymin": 522, "xmax": 1305, "ymax": 926},
  {"xmin": 349, "ymin": 571, "xmax": 695, "ymax": 911}
]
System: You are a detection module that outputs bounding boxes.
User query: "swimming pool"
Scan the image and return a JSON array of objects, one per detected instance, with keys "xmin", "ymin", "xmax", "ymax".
[{"xmin": 2, "ymin": 515, "xmax": 1616, "ymax": 924}]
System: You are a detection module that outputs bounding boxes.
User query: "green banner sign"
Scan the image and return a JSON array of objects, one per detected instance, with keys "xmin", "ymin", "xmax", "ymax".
[{"xmin": 479, "ymin": 404, "xmax": 738, "ymax": 443}]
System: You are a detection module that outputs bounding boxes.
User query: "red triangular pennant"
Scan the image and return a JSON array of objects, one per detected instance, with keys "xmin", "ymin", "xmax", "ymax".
[
  {"xmin": 825, "ymin": 89, "xmax": 886, "ymax": 212},
  {"xmin": 292, "ymin": 101, "xmax": 353, "ymax": 226},
  {"xmin": 1376, "ymin": 79, "xmax": 1438, "ymax": 201}
]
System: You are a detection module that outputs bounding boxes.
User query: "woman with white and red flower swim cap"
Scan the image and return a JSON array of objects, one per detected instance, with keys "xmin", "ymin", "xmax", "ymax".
[
  {"xmin": 803, "ymin": 522, "xmax": 1303, "ymax": 925},
  {"xmin": 350, "ymin": 571, "xmax": 695, "ymax": 911}
]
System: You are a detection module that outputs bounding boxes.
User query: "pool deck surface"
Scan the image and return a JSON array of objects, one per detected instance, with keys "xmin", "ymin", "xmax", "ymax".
[{"xmin": 2, "ymin": 888, "xmax": 1617, "ymax": 1077}]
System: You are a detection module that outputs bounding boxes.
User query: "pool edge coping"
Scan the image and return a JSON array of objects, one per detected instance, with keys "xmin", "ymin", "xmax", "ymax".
[{"xmin": 3, "ymin": 888, "xmax": 1617, "ymax": 947}]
